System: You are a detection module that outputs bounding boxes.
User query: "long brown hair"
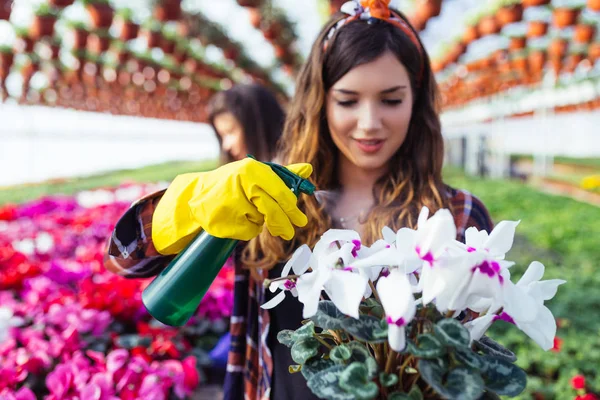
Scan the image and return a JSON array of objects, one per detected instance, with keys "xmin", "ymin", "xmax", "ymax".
[
  {"xmin": 243, "ymin": 9, "xmax": 449, "ymax": 270},
  {"xmin": 207, "ymin": 84, "xmax": 285, "ymax": 164}
]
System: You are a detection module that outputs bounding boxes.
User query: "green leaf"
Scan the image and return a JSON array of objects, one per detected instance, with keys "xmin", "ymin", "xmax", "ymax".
[
  {"xmin": 408, "ymin": 334, "xmax": 446, "ymax": 359},
  {"xmin": 330, "ymin": 344, "xmax": 352, "ymax": 363},
  {"xmin": 307, "ymin": 365, "xmax": 354, "ymax": 400},
  {"xmin": 388, "ymin": 394, "xmax": 411, "ymax": 400},
  {"xmin": 289, "ymin": 364, "xmax": 302, "ymax": 373},
  {"xmin": 480, "ymin": 356, "xmax": 527, "ymax": 396},
  {"xmin": 302, "ymin": 357, "xmax": 336, "ymax": 380},
  {"xmin": 292, "ymin": 321, "xmax": 316, "ymax": 342},
  {"xmin": 434, "ymin": 318, "xmax": 471, "ymax": 348},
  {"xmin": 408, "ymin": 385, "xmax": 424, "ymax": 400},
  {"xmin": 342, "ymin": 315, "xmax": 388, "ymax": 343},
  {"xmin": 339, "ymin": 362, "xmax": 380, "ymax": 400},
  {"xmin": 291, "ymin": 337, "xmax": 320, "ymax": 364},
  {"xmin": 419, "ymin": 361, "xmax": 485, "ymax": 400},
  {"xmin": 277, "ymin": 330, "xmax": 296, "ymax": 348},
  {"xmin": 453, "ymin": 347, "xmax": 485, "ymax": 369},
  {"xmin": 365, "ymin": 357, "xmax": 378, "ymax": 380},
  {"xmin": 360, "ymin": 298, "xmax": 385, "ymax": 319},
  {"xmin": 346, "ymin": 341, "xmax": 371, "ymax": 362},
  {"xmin": 379, "ymin": 372, "xmax": 398, "ymax": 387},
  {"xmin": 478, "ymin": 392, "xmax": 502, "ymax": 399},
  {"xmin": 474, "ymin": 336, "xmax": 517, "ymax": 363},
  {"xmin": 310, "ymin": 300, "xmax": 347, "ymax": 330}
]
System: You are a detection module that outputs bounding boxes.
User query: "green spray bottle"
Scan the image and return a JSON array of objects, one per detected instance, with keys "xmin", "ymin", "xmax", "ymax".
[{"xmin": 142, "ymin": 156, "xmax": 315, "ymax": 326}]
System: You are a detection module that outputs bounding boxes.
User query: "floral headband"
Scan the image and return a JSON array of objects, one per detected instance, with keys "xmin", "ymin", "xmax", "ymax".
[{"xmin": 324, "ymin": 0, "xmax": 424, "ymax": 85}]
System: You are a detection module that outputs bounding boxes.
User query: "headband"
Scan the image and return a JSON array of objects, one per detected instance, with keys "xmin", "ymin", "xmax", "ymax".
[{"xmin": 324, "ymin": 0, "xmax": 424, "ymax": 86}]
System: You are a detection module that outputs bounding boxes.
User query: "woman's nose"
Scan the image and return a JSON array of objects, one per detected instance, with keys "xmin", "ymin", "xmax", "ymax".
[{"xmin": 357, "ymin": 102, "xmax": 383, "ymax": 132}]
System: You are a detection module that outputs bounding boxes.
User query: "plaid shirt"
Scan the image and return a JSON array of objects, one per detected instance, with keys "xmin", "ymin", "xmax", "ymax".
[{"xmin": 103, "ymin": 187, "xmax": 493, "ymax": 400}]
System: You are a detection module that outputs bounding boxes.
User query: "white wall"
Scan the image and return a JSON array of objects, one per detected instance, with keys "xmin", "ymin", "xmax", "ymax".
[
  {"xmin": 443, "ymin": 111, "xmax": 600, "ymax": 158},
  {"xmin": 0, "ymin": 104, "xmax": 220, "ymax": 187}
]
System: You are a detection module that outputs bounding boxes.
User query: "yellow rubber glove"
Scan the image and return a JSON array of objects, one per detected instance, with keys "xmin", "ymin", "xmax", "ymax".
[{"xmin": 152, "ymin": 158, "xmax": 313, "ymax": 255}]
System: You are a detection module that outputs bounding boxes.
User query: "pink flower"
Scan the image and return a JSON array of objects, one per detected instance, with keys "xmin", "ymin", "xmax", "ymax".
[
  {"xmin": 79, "ymin": 372, "xmax": 119, "ymax": 400},
  {"xmin": 0, "ymin": 387, "xmax": 36, "ymax": 400}
]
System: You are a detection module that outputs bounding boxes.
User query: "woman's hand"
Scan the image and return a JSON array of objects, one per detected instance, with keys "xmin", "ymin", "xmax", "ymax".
[{"xmin": 152, "ymin": 158, "xmax": 313, "ymax": 254}]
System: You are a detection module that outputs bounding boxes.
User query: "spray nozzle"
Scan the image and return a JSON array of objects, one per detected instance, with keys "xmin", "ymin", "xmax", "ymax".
[{"xmin": 247, "ymin": 155, "xmax": 316, "ymax": 196}]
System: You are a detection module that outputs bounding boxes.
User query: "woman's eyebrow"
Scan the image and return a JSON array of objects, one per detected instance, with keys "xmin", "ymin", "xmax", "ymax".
[{"xmin": 333, "ymin": 85, "xmax": 408, "ymax": 95}]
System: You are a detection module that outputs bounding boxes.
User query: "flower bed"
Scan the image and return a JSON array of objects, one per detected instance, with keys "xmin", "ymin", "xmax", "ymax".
[{"xmin": 0, "ymin": 184, "xmax": 234, "ymax": 399}]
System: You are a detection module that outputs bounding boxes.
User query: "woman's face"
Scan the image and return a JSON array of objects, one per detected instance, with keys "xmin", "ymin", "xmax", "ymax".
[
  {"xmin": 326, "ymin": 51, "xmax": 413, "ymax": 174},
  {"xmin": 213, "ymin": 112, "xmax": 247, "ymax": 161}
]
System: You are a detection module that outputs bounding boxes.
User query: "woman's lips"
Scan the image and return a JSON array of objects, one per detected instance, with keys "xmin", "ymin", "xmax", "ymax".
[{"xmin": 353, "ymin": 138, "xmax": 386, "ymax": 154}]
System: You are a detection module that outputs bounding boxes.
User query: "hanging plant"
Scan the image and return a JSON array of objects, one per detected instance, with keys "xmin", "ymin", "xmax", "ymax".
[
  {"xmin": 49, "ymin": 0, "xmax": 75, "ymax": 8},
  {"xmin": 30, "ymin": 3, "xmax": 59, "ymax": 39},
  {"xmin": 48, "ymin": 36, "xmax": 62, "ymax": 60},
  {"xmin": 574, "ymin": 12, "xmax": 598, "ymax": 43},
  {"xmin": 87, "ymin": 29, "xmax": 112, "ymax": 55},
  {"xmin": 462, "ymin": 24, "xmax": 479, "ymax": 44},
  {"xmin": 525, "ymin": 5, "xmax": 551, "ymax": 37},
  {"xmin": 0, "ymin": 0, "xmax": 12, "ymax": 20},
  {"xmin": 552, "ymin": 0, "xmax": 585, "ymax": 28},
  {"xmin": 160, "ymin": 24, "xmax": 179, "ymax": 54},
  {"xmin": 82, "ymin": 0, "xmax": 114, "ymax": 29},
  {"xmin": 527, "ymin": 42, "xmax": 548, "ymax": 74},
  {"xmin": 549, "ymin": 32, "xmax": 569, "ymax": 58},
  {"xmin": 116, "ymin": 8, "xmax": 140, "ymax": 41},
  {"xmin": 142, "ymin": 19, "xmax": 163, "ymax": 48},
  {"xmin": 153, "ymin": 0, "xmax": 181, "ymax": 22},
  {"xmin": 494, "ymin": 0, "xmax": 524, "ymax": 27},
  {"xmin": 477, "ymin": 8, "xmax": 501, "ymax": 36}
]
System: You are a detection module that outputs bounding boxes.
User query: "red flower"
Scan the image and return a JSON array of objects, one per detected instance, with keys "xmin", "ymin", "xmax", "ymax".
[
  {"xmin": 576, "ymin": 394, "xmax": 598, "ymax": 400},
  {"xmin": 0, "ymin": 204, "xmax": 18, "ymax": 221},
  {"xmin": 571, "ymin": 375, "xmax": 586, "ymax": 390},
  {"xmin": 551, "ymin": 336, "xmax": 563, "ymax": 352},
  {"xmin": 182, "ymin": 356, "xmax": 200, "ymax": 390}
]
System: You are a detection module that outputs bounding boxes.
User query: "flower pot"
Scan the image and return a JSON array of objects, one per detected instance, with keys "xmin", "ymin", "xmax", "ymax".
[
  {"xmin": 144, "ymin": 30, "xmax": 162, "ymax": 48},
  {"xmin": 248, "ymin": 7, "xmax": 261, "ymax": 28},
  {"xmin": 497, "ymin": 4, "xmax": 523, "ymax": 27},
  {"xmin": 72, "ymin": 28, "xmax": 89, "ymax": 49},
  {"xmin": 49, "ymin": 0, "xmax": 74, "ymax": 7},
  {"xmin": 588, "ymin": 0, "xmax": 600, "ymax": 11},
  {"xmin": 527, "ymin": 20, "xmax": 548, "ymax": 38},
  {"xmin": 462, "ymin": 25, "xmax": 479, "ymax": 44},
  {"xmin": 120, "ymin": 21, "xmax": 139, "ymax": 41},
  {"xmin": 159, "ymin": 37, "xmax": 176, "ymax": 54},
  {"xmin": 588, "ymin": 42, "xmax": 600, "ymax": 62},
  {"xmin": 527, "ymin": 50, "xmax": 546, "ymax": 73},
  {"xmin": 549, "ymin": 38, "xmax": 568, "ymax": 58},
  {"xmin": 50, "ymin": 44, "xmax": 61, "ymax": 59},
  {"xmin": 511, "ymin": 56, "xmax": 528, "ymax": 73},
  {"xmin": 87, "ymin": 34, "xmax": 110, "ymax": 54},
  {"xmin": 478, "ymin": 16, "xmax": 500, "ymax": 36},
  {"xmin": 87, "ymin": 3, "xmax": 114, "ymax": 29},
  {"xmin": 565, "ymin": 53, "xmax": 584, "ymax": 72},
  {"xmin": 552, "ymin": 8, "xmax": 580, "ymax": 28},
  {"xmin": 417, "ymin": 0, "xmax": 442, "ymax": 20},
  {"xmin": 30, "ymin": 15, "xmax": 56, "ymax": 38},
  {"xmin": 0, "ymin": 0, "xmax": 12, "ymax": 20},
  {"xmin": 261, "ymin": 22, "xmax": 282, "ymax": 41},
  {"xmin": 237, "ymin": 0, "xmax": 262, "ymax": 6},
  {"xmin": 509, "ymin": 36, "xmax": 527, "ymax": 50},
  {"xmin": 154, "ymin": 0, "xmax": 181, "ymax": 21},
  {"xmin": 574, "ymin": 24, "xmax": 595, "ymax": 43},
  {"xmin": 523, "ymin": 0, "xmax": 550, "ymax": 6}
]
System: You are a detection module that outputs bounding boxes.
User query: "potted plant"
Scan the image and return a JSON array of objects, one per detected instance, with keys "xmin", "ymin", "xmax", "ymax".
[
  {"xmin": 116, "ymin": 8, "xmax": 139, "ymax": 41},
  {"xmin": 142, "ymin": 19, "xmax": 162, "ymax": 48},
  {"xmin": 504, "ymin": 23, "xmax": 528, "ymax": 50},
  {"xmin": 82, "ymin": 0, "xmax": 114, "ymax": 29},
  {"xmin": 30, "ymin": 3, "xmax": 59, "ymax": 38},
  {"xmin": 49, "ymin": 0, "xmax": 75, "ymax": 8},
  {"xmin": 574, "ymin": 12, "xmax": 598, "ymax": 43},
  {"xmin": 87, "ymin": 28, "xmax": 112, "ymax": 54},
  {"xmin": 589, "ymin": 0, "xmax": 600, "ymax": 11},
  {"xmin": 552, "ymin": 0, "xmax": 585, "ymax": 28},
  {"xmin": 525, "ymin": 5, "xmax": 551, "ymax": 37},
  {"xmin": 495, "ymin": 0, "xmax": 524, "ymax": 27},
  {"xmin": 160, "ymin": 23, "xmax": 178, "ymax": 54},
  {"xmin": 153, "ymin": 0, "xmax": 181, "ymax": 22},
  {"xmin": 527, "ymin": 39, "xmax": 548, "ymax": 73},
  {"xmin": 0, "ymin": 0, "xmax": 12, "ymax": 20}
]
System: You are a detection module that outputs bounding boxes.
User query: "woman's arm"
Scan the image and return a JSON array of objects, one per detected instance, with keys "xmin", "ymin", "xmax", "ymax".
[{"xmin": 103, "ymin": 189, "xmax": 176, "ymax": 278}]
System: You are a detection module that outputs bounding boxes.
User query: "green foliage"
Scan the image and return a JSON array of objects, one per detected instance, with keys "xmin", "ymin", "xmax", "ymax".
[{"xmin": 444, "ymin": 167, "xmax": 600, "ymax": 398}]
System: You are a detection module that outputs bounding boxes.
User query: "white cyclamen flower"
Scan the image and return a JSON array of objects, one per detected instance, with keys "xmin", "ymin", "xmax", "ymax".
[
  {"xmin": 377, "ymin": 269, "xmax": 416, "ymax": 352},
  {"xmin": 261, "ymin": 245, "xmax": 312, "ymax": 310}
]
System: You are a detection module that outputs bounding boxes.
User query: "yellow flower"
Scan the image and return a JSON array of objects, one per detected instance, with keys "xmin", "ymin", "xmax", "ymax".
[{"xmin": 581, "ymin": 175, "xmax": 600, "ymax": 190}]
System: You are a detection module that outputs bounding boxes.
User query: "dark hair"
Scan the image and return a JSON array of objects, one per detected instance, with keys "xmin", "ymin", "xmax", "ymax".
[
  {"xmin": 244, "ymin": 9, "xmax": 449, "ymax": 270},
  {"xmin": 207, "ymin": 84, "xmax": 285, "ymax": 163}
]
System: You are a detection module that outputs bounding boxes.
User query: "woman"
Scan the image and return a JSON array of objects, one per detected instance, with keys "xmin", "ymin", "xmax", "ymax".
[
  {"xmin": 104, "ymin": 1, "xmax": 493, "ymax": 399},
  {"xmin": 207, "ymin": 83, "xmax": 285, "ymax": 163}
]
